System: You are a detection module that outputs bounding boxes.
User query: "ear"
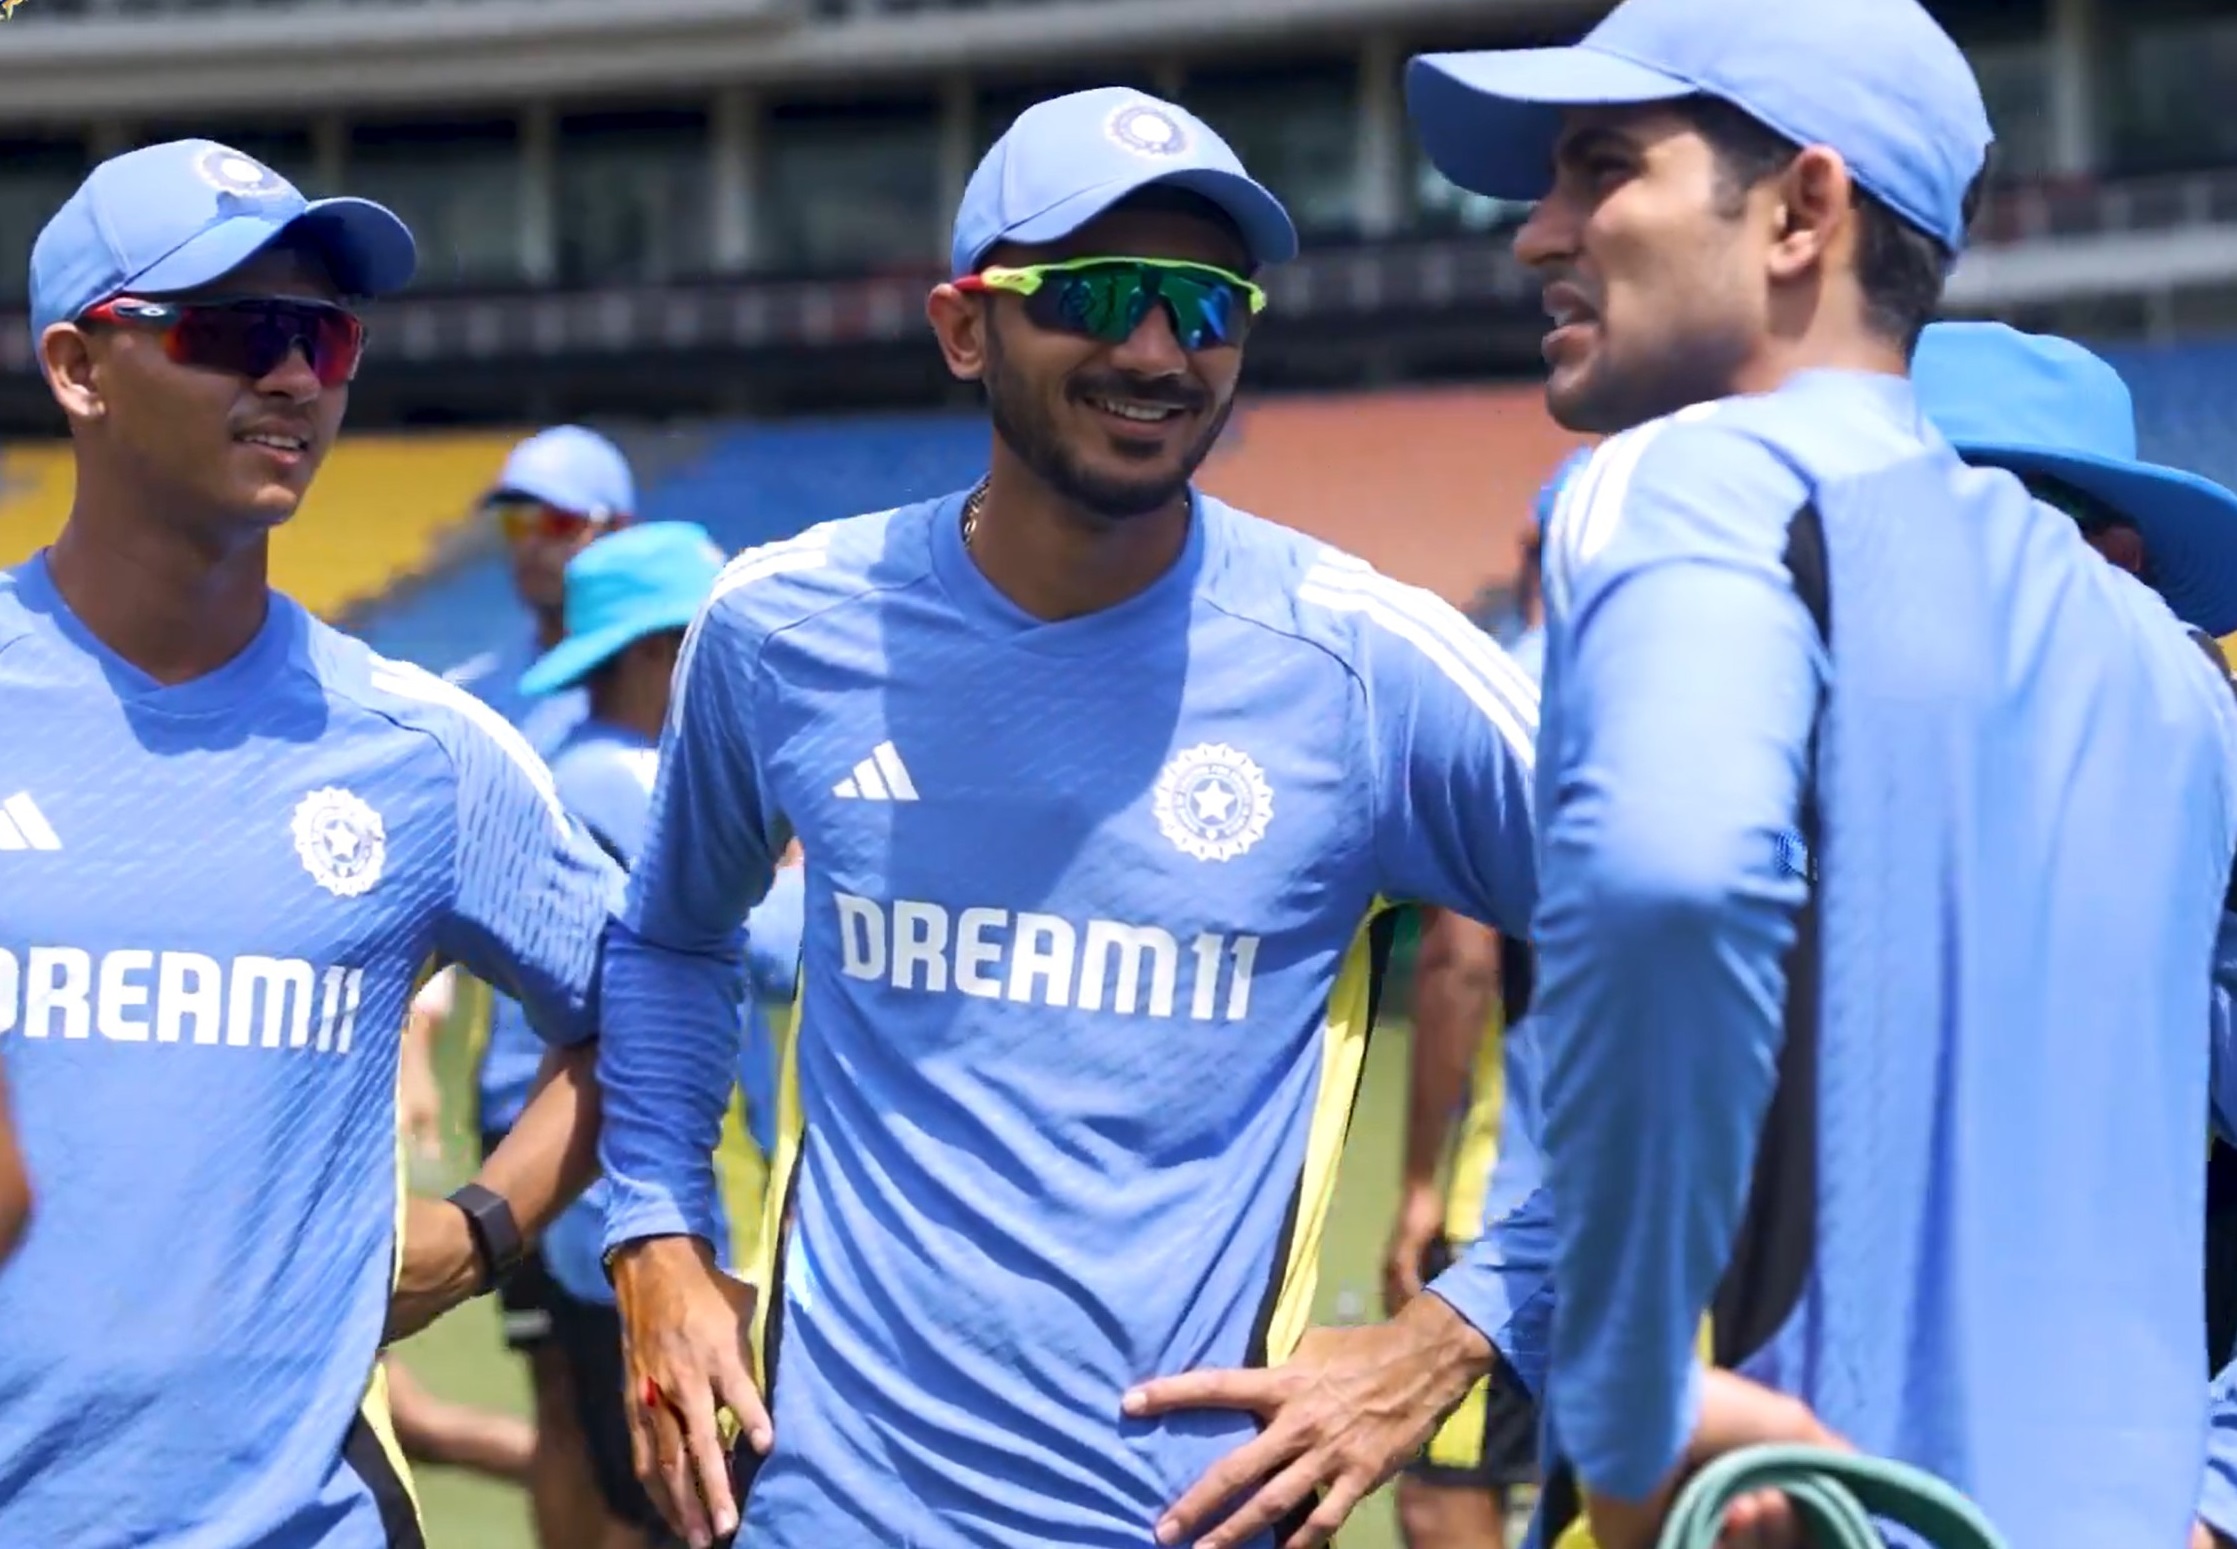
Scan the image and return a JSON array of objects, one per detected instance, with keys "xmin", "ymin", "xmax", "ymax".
[
  {"xmin": 925, "ymin": 283, "xmax": 990, "ymax": 384},
  {"xmin": 39, "ymin": 323, "xmax": 105, "ymax": 423},
  {"xmin": 1764, "ymin": 146, "xmax": 1855, "ymax": 285}
]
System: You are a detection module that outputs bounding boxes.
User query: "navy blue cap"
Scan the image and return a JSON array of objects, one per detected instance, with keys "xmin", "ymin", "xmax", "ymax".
[
  {"xmin": 30, "ymin": 139, "xmax": 417, "ymax": 337},
  {"xmin": 951, "ymin": 87, "xmax": 1297, "ymax": 276},
  {"xmin": 1408, "ymin": 0, "xmax": 1993, "ymax": 252}
]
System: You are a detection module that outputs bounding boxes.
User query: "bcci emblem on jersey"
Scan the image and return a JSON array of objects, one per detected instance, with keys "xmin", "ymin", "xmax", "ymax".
[
  {"xmin": 1152, "ymin": 742, "xmax": 1272, "ymax": 863},
  {"xmin": 291, "ymin": 787, "xmax": 386, "ymax": 899}
]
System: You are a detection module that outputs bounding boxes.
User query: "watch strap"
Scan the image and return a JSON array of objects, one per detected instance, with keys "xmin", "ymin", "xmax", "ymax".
[{"xmin": 447, "ymin": 1182, "xmax": 524, "ymax": 1293}]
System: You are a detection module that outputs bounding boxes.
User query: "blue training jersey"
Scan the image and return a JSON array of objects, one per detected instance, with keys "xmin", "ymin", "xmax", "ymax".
[
  {"xmin": 447, "ymin": 635, "xmax": 588, "ymax": 1137},
  {"xmin": 598, "ymin": 491, "xmax": 1539, "ymax": 1548},
  {"xmin": 0, "ymin": 554, "xmax": 619, "ymax": 1548},
  {"xmin": 1432, "ymin": 372, "xmax": 2237, "ymax": 1548},
  {"xmin": 534, "ymin": 721, "xmax": 804, "ymax": 1307}
]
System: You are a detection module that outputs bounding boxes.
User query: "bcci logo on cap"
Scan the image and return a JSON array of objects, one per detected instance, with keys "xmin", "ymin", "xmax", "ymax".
[
  {"xmin": 1153, "ymin": 743, "xmax": 1273, "ymax": 863},
  {"xmin": 292, "ymin": 787, "xmax": 386, "ymax": 899},
  {"xmin": 193, "ymin": 145, "xmax": 290, "ymax": 201},
  {"xmin": 1106, "ymin": 103, "xmax": 1191, "ymax": 160}
]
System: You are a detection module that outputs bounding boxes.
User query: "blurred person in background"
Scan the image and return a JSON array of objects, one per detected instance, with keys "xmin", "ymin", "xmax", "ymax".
[
  {"xmin": 0, "ymin": 138, "xmax": 612, "ymax": 1549},
  {"xmin": 1131, "ymin": 0, "xmax": 2237, "ymax": 1546},
  {"xmin": 512, "ymin": 519, "xmax": 807, "ymax": 1549},
  {"xmin": 1909, "ymin": 320, "xmax": 2237, "ymax": 1549},
  {"xmin": 1385, "ymin": 456, "xmax": 1579, "ymax": 1549},
  {"xmin": 417, "ymin": 423, "xmax": 637, "ymax": 1549},
  {"xmin": 595, "ymin": 85, "xmax": 1541, "ymax": 1549}
]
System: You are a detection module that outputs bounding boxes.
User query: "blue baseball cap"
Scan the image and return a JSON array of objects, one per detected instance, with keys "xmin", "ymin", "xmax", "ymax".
[
  {"xmin": 1914, "ymin": 321, "xmax": 2237, "ymax": 637},
  {"xmin": 30, "ymin": 139, "xmax": 417, "ymax": 338},
  {"xmin": 490, "ymin": 426, "xmax": 636, "ymax": 521},
  {"xmin": 520, "ymin": 522, "xmax": 727, "ymax": 697},
  {"xmin": 950, "ymin": 86, "xmax": 1298, "ymax": 276},
  {"xmin": 1407, "ymin": 0, "xmax": 1993, "ymax": 252}
]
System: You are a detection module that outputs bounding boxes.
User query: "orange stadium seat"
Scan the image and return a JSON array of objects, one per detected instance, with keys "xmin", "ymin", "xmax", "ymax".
[
  {"xmin": 1199, "ymin": 384, "xmax": 1588, "ymax": 608},
  {"xmin": 0, "ymin": 432, "xmax": 518, "ymax": 622}
]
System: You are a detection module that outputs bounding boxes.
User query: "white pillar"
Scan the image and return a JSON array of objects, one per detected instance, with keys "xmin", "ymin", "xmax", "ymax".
[
  {"xmin": 520, "ymin": 103, "xmax": 557, "ymax": 287},
  {"xmin": 937, "ymin": 76, "xmax": 975, "ymax": 263},
  {"xmin": 711, "ymin": 87, "xmax": 761, "ymax": 273},
  {"xmin": 311, "ymin": 114, "xmax": 347, "ymax": 195},
  {"xmin": 2047, "ymin": 0, "xmax": 2101, "ymax": 178},
  {"xmin": 1356, "ymin": 34, "xmax": 1404, "ymax": 238}
]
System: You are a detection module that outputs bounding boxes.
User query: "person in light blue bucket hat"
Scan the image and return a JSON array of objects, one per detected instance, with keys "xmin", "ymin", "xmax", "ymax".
[
  {"xmin": 1913, "ymin": 321, "xmax": 2237, "ymax": 639},
  {"xmin": 520, "ymin": 520, "xmax": 719, "ymax": 700},
  {"xmin": 518, "ymin": 518, "xmax": 807, "ymax": 1546}
]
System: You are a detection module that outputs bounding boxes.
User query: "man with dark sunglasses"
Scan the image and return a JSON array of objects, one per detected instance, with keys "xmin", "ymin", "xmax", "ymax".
[
  {"xmin": 593, "ymin": 87, "xmax": 1542, "ymax": 1549},
  {"xmin": 0, "ymin": 138, "xmax": 618, "ymax": 1548}
]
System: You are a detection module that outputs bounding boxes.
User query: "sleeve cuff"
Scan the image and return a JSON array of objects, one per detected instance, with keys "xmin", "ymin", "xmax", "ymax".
[
  {"xmin": 1426, "ymin": 1271, "xmax": 1552, "ymax": 1400},
  {"xmin": 1561, "ymin": 1356, "xmax": 1703, "ymax": 1504},
  {"xmin": 600, "ymin": 1179, "xmax": 720, "ymax": 1260}
]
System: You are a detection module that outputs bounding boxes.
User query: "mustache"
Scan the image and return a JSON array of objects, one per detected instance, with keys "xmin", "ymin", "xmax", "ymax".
[{"xmin": 1067, "ymin": 374, "xmax": 1209, "ymax": 413}]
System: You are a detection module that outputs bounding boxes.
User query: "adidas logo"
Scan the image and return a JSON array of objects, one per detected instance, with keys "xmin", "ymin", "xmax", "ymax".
[
  {"xmin": 0, "ymin": 793, "xmax": 60, "ymax": 851},
  {"xmin": 833, "ymin": 742, "xmax": 919, "ymax": 802}
]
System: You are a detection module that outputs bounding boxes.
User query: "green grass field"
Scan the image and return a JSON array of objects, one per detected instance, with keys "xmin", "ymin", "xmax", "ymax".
[{"xmin": 395, "ymin": 1027, "xmax": 1415, "ymax": 1548}]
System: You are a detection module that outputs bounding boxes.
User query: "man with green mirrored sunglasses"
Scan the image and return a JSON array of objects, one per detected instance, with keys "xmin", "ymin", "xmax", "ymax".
[{"xmin": 598, "ymin": 84, "xmax": 1550, "ymax": 1549}]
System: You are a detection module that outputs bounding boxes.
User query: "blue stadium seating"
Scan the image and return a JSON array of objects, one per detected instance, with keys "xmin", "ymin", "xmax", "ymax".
[
  {"xmin": 2101, "ymin": 337, "xmax": 2237, "ymax": 494},
  {"xmin": 356, "ymin": 410, "xmax": 988, "ymax": 678},
  {"xmin": 352, "ymin": 348, "xmax": 2237, "ymax": 682}
]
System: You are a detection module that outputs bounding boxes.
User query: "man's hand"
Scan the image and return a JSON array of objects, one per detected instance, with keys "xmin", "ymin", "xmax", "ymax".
[
  {"xmin": 613, "ymin": 1234, "xmax": 767, "ymax": 1549},
  {"xmin": 1122, "ymin": 1291, "xmax": 1492, "ymax": 1548},
  {"xmin": 1381, "ymin": 1181, "xmax": 1446, "ymax": 1315},
  {"xmin": 386, "ymin": 1194, "xmax": 485, "ymax": 1343},
  {"xmin": 1584, "ymin": 1370, "xmax": 1848, "ymax": 1549}
]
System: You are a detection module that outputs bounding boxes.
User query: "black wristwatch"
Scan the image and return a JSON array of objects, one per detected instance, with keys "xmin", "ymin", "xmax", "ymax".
[{"xmin": 448, "ymin": 1182, "xmax": 525, "ymax": 1295}]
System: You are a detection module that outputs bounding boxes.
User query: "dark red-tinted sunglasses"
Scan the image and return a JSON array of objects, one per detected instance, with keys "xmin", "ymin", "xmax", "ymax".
[
  {"xmin": 81, "ymin": 296, "xmax": 367, "ymax": 388},
  {"xmin": 482, "ymin": 494, "xmax": 627, "ymax": 544}
]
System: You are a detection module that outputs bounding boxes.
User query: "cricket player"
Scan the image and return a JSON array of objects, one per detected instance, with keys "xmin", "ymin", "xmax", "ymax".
[
  {"xmin": 1909, "ymin": 323, "xmax": 2237, "ymax": 1549},
  {"xmin": 506, "ymin": 519, "xmax": 805, "ymax": 1549},
  {"xmin": 450, "ymin": 423, "xmax": 638, "ymax": 1549},
  {"xmin": 593, "ymin": 87, "xmax": 1540, "ymax": 1549},
  {"xmin": 1129, "ymin": 3, "xmax": 2237, "ymax": 1547},
  {"xmin": 0, "ymin": 139, "xmax": 616, "ymax": 1548}
]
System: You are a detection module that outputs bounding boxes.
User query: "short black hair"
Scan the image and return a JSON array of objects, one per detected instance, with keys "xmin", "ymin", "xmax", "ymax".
[{"xmin": 1674, "ymin": 95, "xmax": 1984, "ymax": 353}]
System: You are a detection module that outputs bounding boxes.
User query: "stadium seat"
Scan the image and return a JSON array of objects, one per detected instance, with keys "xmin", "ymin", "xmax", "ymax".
[
  {"xmin": 0, "ymin": 442, "xmax": 73, "ymax": 576},
  {"xmin": 2101, "ymin": 337, "xmax": 2237, "ymax": 494},
  {"xmin": 355, "ymin": 393, "xmax": 1594, "ymax": 680},
  {"xmin": 0, "ymin": 431, "xmax": 517, "ymax": 622},
  {"xmin": 1202, "ymin": 385, "xmax": 1587, "ymax": 608}
]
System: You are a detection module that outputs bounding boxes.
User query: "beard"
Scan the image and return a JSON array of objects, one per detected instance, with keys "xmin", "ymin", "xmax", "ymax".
[{"xmin": 982, "ymin": 332, "xmax": 1233, "ymax": 522}]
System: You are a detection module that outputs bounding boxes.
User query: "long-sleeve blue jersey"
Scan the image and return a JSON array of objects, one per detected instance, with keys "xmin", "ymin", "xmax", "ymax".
[
  {"xmin": 534, "ymin": 719, "xmax": 805, "ymax": 1307},
  {"xmin": 597, "ymin": 491, "xmax": 1538, "ymax": 1548},
  {"xmin": 0, "ymin": 554, "xmax": 620, "ymax": 1548},
  {"xmin": 1432, "ymin": 371, "xmax": 2237, "ymax": 1548}
]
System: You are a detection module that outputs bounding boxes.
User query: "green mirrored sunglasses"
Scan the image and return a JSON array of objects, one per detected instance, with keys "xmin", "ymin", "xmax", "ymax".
[{"xmin": 956, "ymin": 256, "xmax": 1266, "ymax": 350}]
